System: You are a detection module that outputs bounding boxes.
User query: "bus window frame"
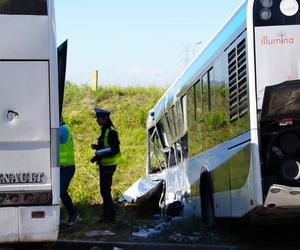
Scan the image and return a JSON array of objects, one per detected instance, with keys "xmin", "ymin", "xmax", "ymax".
[{"xmin": 0, "ymin": 0, "xmax": 48, "ymax": 16}]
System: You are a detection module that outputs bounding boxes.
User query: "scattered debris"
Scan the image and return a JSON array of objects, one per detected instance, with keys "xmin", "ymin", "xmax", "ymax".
[
  {"xmin": 118, "ymin": 177, "xmax": 162, "ymax": 203},
  {"xmin": 169, "ymin": 232, "xmax": 202, "ymax": 243},
  {"xmin": 170, "ymin": 216, "xmax": 184, "ymax": 224},
  {"xmin": 84, "ymin": 230, "xmax": 115, "ymax": 237},
  {"xmin": 112, "ymin": 247, "xmax": 124, "ymax": 250},
  {"xmin": 90, "ymin": 247, "xmax": 102, "ymax": 250},
  {"xmin": 131, "ymin": 223, "xmax": 169, "ymax": 239}
]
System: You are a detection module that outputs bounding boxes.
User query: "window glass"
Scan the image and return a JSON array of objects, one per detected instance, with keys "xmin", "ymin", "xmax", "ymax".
[
  {"xmin": 208, "ymin": 68, "xmax": 214, "ymax": 110},
  {"xmin": 157, "ymin": 120, "xmax": 167, "ymax": 148},
  {"xmin": 176, "ymin": 101, "xmax": 183, "ymax": 137},
  {"xmin": 188, "ymin": 85, "xmax": 195, "ymax": 127},
  {"xmin": 0, "ymin": 0, "xmax": 48, "ymax": 15},
  {"xmin": 171, "ymin": 106, "xmax": 178, "ymax": 139},
  {"xmin": 201, "ymin": 73, "xmax": 210, "ymax": 114},
  {"xmin": 161, "ymin": 115, "xmax": 171, "ymax": 146},
  {"xmin": 149, "ymin": 128, "xmax": 166, "ymax": 173},
  {"xmin": 181, "ymin": 94, "xmax": 188, "ymax": 132},
  {"xmin": 168, "ymin": 109, "xmax": 176, "ymax": 141},
  {"xmin": 195, "ymin": 80, "xmax": 202, "ymax": 120}
]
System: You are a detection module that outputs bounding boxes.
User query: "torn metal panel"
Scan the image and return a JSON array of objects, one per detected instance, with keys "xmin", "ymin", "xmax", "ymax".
[{"xmin": 118, "ymin": 177, "xmax": 162, "ymax": 203}]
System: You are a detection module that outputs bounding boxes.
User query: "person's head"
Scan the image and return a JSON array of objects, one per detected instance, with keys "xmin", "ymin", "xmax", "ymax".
[{"xmin": 94, "ymin": 107, "xmax": 111, "ymax": 127}]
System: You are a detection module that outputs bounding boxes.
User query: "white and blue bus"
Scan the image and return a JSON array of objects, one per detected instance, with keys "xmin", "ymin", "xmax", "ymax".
[
  {"xmin": 0, "ymin": 0, "xmax": 63, "ymax": 242},
  {"xmin": 147, "ymin": 0, "xmax": 300, "ymax": 225}
]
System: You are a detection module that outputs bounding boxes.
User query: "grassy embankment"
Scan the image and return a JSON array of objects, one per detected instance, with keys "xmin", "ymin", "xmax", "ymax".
[{"xmin": 62, "ymin": 82, "xmax": 165, "ymax": 220}]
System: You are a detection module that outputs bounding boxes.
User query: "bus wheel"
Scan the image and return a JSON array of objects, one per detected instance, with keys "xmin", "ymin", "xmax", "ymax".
[{"xmin": 201, "ymin": 178, "xmax": 215, "ymax": 227}]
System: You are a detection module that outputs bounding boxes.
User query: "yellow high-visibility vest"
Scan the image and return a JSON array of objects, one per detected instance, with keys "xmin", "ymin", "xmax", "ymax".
[
  {"xmin": 101, "ymin": 127, "xmax": 121, "ymax": 166},
  {"xmin": 60, "ymin": 125, "xmax": 75, "ymax": 167}
]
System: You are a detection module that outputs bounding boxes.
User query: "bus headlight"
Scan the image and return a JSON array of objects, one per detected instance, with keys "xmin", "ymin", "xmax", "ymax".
[
  {"xmin": 279, "ymin": 160, "xmax": 300, "ymax": 183},
  {"xmin": 260, "ymin": 0, "xmax": 273, "ymax": 8},
  {"xmin": 259, "ymin": 8, "xmax": 272, "ymax": 20},
  {"xmin": 38, "ymin": 193, "xmax": 49, "ymax": 203},
  {"xmin": 24, "ymin": 193, "xmax": 34, "ymax": 203},
  {"xmin": 8, "ymin": 194, "xmax": 19, "ymax": 203},
  {"xmin": 280, "ymin": 0, "xmax": 299, "ymax": 16}
]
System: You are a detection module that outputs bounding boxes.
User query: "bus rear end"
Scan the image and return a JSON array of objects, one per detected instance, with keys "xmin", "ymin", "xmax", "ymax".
[
  {"xmin": 253, "ymin": 0, "xmax": 300, "ymax": 214},
  {"xmin": 0, "ymin": 0, "xmax": 59, "ymax": 242}
]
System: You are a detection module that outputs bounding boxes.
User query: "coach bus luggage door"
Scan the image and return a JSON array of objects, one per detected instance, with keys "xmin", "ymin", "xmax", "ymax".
[{"xmin": 0, "ymin": 61, "xmax": 51, "ymax": 190}]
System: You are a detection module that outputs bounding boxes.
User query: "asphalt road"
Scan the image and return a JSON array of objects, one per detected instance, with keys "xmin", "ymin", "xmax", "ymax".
[{"xmin": 2, "ymin": 220, "xmax": 300, "ymax": 249}]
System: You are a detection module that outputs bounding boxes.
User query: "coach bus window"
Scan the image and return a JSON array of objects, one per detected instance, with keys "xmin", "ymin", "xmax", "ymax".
[
  {"xmin": 162, "ymin": 115, "xmax": 171, "ymax": 146},
  {"xmin": 195, "ymin": 80, "xmax": 202, "ymax": 120},
  {"xmin": 207, "ymin": 68, "xmax": 214, "ymax": 109},
  {"xmin": 176, "ymin": 101, "xmax": 183, "ymax": 137},
  {"xmin": 188, "ymin": 85, "xmax": 195, "ymax": 127},
  {"xmin": 181, "ymin": 94, "xmax": 188, "ymax": 133},
  {"xmin": 171, "ymin": 106, "xmax": 178, "ymax": 139},
  {"xmin": 0, "ymin": 0, "xmax": 48, "ymax": 15},
  {"xmin": 157, "ymin": 121, "xmax": 168, "ymax": 148},
  {"xmin": 167, "ymin": 110, "xmax": 176, "ymax": 142},
  {"xmin": 149, "ymin": 128, "xmax": 166, "ymax": 173},
  {"xmin": 201, "ymin": 73, "xmax": 211, "ymax": 114}
]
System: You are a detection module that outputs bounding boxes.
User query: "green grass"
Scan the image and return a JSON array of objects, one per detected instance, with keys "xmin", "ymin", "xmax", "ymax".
[{"xmin": 62, "ymin": 82, "xmax": 165, "ymax": 210}]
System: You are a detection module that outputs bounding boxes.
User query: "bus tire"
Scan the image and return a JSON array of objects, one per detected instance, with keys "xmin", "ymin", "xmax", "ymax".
[{"xmin": 201, "ymin": 175, "xmax": 215, "ymax": 227}]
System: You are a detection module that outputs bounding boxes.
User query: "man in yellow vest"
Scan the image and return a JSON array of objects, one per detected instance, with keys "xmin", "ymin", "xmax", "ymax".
[
  {"xmin": 91, "ymin": 108, "xmax": 121, "ymax": 223},
  {"xmin": 60, "ymin": 122, "xmax": 80, "ymax": 225}
]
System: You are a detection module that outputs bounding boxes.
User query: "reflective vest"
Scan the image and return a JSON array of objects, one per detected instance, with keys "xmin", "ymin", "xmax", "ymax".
[
  {"xmin": 60, "ymin": 125, "xmax": 75, "ymax": 167},
  {"xmin": 101, "ymin": 127, "xmax": 122, "ymax": 166}
]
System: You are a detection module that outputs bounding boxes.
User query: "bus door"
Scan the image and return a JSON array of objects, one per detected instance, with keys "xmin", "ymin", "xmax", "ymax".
[
  {"xmin": 58, "ymin": 40, "xmax": 68, "ymax": 121},
  {"xmin": 0, "ymin": 61, "xmax": 51, "ymax": 193}
]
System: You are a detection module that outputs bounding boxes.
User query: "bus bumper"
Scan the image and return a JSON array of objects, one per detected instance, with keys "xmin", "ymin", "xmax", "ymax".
[
  {"xmin": 264, "ymin": 184, "xmax": 300, "ymax": 208},
  {"xmin": 0, "ymin": 205, "xmax": 59, "ymax": 243}
]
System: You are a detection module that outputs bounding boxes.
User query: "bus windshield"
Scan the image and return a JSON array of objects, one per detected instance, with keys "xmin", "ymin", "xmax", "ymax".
[{"xmin": 0, "ymin": 0, "xmax": 47, "ymax": 15}]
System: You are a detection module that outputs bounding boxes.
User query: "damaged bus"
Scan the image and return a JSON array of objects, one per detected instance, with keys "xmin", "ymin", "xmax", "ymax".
[
  {"xmin": 0, "ymin": 0, "xmax": 62, "ymax": 242},
  {"xmin": 147, "ymin": 0, "xmax": 300, "ymax": 225}
]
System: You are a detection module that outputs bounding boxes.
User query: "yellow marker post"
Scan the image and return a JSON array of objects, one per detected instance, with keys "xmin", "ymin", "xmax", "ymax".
[{"xmin": 92, "ymin": 70, "xmax": 98, "ymax": 91}]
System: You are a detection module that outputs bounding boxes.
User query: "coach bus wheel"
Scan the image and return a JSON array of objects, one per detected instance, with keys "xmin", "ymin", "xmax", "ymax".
[{"xmin": 201, "ymin": 177, "xmax": 215, "ymax": 227}]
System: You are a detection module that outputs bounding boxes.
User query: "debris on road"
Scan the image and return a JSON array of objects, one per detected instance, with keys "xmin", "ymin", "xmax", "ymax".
[
  {"xmin": 84, "ymin": 230, "xmax": 115, "ymax": 237},
  {"xmin": 169, "ymin": 232, "xmax": 202, "ymax": 243},
  {"xmin": 131, "ymin": 223, "xmax": 169, "ymax": 239}
]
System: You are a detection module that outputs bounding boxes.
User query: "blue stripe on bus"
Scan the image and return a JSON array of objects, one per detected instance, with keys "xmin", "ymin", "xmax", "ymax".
[{"xmin": 161, "ymin": 4, "xmax": 247, "ymax": 113}]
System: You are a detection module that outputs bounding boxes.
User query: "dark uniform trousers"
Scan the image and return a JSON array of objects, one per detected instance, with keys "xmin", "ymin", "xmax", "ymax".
[{"xmin": 100, "ymin": 165, "xmax": 117, "ymax": 219}]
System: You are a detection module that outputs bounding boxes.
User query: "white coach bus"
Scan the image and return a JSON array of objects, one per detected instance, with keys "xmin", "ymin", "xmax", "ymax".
[
  {"xmin": 0, "ymin": 0, "xmax": 62, "ymax": 242},
  {"xmin": 147, "ymin": 0, "xmax": 300, "ymax": 225}
]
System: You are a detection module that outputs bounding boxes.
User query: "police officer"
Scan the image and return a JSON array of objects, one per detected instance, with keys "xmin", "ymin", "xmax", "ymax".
[
  {"xmin": 91, "ymin": 108, "xmax": 121, "ymax": 222},
  {"xmin": 60, "ymin": 122, "xmax": 80, "ymax": 225}
]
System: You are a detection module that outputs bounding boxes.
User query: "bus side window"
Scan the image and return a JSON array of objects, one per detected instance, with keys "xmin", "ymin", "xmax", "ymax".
[
  {"xmin": 195, "ymin": 80, "xmax": 202, "ymax": 120},
  {"xmin": 167, "ymin": 109, "xmax": 176, "ymax": 142},
  {"xmin": 171, "ymin": 106, "xmax": 178, "ymax": 140},
  {"xmin": 188, "ymin": 85, "xmax": 196, "ymax": 127},
  {"xmin": 208, "ymin": 68, "xmax": 213, "ymax": 111},
  {"xmin": 181, "ymin": 94, "xmax": 188, "ymax": 133},
  {"xmin": 149, "ymin": 127, "xmax": 166, "ymax": 173},
  {"xmin": 157, "ymin": 121, "xmax": 167, "ymax": 148},
  {"xmin": 175, "ymin": 101, "xmax": 183, "ymax": 138},
  {"xmin": 162, "ymin": 115, "xmax": 171, "ymax": 146},
  {"xmin": 201, "ymin": 72, "xmax": 211, "ymax": 114}
]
